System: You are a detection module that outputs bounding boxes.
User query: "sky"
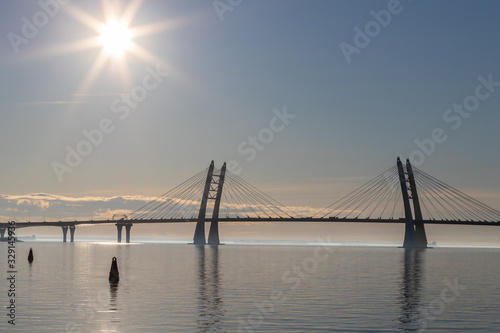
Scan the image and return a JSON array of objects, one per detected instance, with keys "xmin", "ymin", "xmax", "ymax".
[{"xmin": 1, "ymin": 0, "xmax": 500, "ymax": 243}]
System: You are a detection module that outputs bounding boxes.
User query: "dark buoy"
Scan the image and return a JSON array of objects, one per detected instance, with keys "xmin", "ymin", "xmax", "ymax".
[
  {"xmin": 28, "ymin": 248, "xmax": 34, "ymax": 263},
  {"xmin": 108, "ymin": 257, "xmax": 119, "ymax": 284}
]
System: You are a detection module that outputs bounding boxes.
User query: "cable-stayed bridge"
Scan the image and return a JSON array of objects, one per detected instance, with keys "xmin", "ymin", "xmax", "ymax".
[{"xmin": 1, "ymin": 158, "xmax": 500, "ymax": 248}]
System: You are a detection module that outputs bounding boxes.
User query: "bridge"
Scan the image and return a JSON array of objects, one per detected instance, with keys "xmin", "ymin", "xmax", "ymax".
[{"xmin": 1, "ymin": 158, "xmax": 499, "ymax": 248}]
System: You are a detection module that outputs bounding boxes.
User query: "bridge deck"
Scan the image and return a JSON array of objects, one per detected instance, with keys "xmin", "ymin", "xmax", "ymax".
[{"xmin": 2, "ymin": 217, "xmax": 499, "ymax": 228}]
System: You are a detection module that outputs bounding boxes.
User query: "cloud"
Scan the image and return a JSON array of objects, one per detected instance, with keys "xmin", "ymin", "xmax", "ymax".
[
  {"xmin": 0, "ymin": 193, "xmax": 320, "ymax": 222},
  {"xmin": 17, "ymin": 101, "xmax": 88, "ymax": 105},
  {"xmin": 0, "ymin": 193, "xmax": 158, "ymax": 222},
  {"xmin": 70, "ymin": 93, "xmax": 122, "ymax": 97},
  {"xmin": 16, "ymin": 92, "xmax": 122, "ymax": 107}
]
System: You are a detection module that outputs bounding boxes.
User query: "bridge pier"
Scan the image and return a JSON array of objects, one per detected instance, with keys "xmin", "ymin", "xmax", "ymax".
[
  {"xmin": 414, "ymin": 222, "xmax": 428, "ymax": 248},
  {"xmin": 125, "ymin": 223, "xmax": 132, "ymax": 243},
  {"xmin": 69, "ymin": 225, "xmax": 76, "ymax": 243},
  {"xmin": 207, "ymin": 222, "xmax": 220, "ymax": 245},
  {"xmin": 0, "ymin": 227, "xmax": 5, "ymax": 240},
  {"xmin": 116, "ymin": 223, "xmax": 123, "ymax": 243},
  {"xmin": 62, "ymin": 226, "xmax": 68, "ymax": 243}
]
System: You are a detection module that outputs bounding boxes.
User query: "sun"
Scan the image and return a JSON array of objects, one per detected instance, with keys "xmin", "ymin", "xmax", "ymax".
[
  {"xmin": 46, "ymin": 0, "xmax": 181, "ymax": 95},
  {"xmin": 99, "ymin": 20, "xmax": 131, "ymax": 57}
]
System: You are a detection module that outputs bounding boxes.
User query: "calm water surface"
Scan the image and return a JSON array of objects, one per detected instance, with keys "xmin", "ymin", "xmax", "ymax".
[{"xmin": 1, "ymin": 242, "xmax": 499, "ymax": 332}]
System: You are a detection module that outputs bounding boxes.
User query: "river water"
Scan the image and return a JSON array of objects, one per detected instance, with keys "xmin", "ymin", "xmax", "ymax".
[{"xmin": 1, "ymin": 241, "xmax": 499, "ymax": 332}]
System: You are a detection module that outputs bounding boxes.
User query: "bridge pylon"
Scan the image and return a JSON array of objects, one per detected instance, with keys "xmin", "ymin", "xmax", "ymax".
[
  {"xmin": 208, "ymin": 162, "xmax": 226, "ymax": 245},
  {"xmin": 397, "ymin": 157, "xmax": 417, "ymax": 248},
  {"xmin": 193, "ymin": 161, "xmax": 215, "ymax": 245},
  {"xmin": 192, "ymin": 161, "xmax": 227, "ymax": 245},
  {"xmin": 406, "ymin": 159, "xmax": 428, "ymax": 248}
]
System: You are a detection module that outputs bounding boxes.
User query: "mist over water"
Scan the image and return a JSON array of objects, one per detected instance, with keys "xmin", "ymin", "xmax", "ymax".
[{"xmin": 1, "ymin": 242, "xmax": 499, "ymax": 332}]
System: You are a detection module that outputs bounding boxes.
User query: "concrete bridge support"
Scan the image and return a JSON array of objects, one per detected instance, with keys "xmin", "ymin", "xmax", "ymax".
[
  {"xmin": 208, "ymin": 162, "xmax": 226, "ymax": 245},
  {"xmin": 193, "ymin": 161, "xmax": 227, "ymax": 246},
  {"xmin": 69, "ymin": 225, "xmax": 76, "ymax": 243},
  {"xmin": 115, "ymin": 222, "xmax": 132, "ymax": 243},
  {"xmin": 62, "ymin": 226, "xmax": 68, "ymax": 243},
  {"xmin": 116, "ymin": 223, "xmax": 123, "ymax": 243},
  {"xmin": 193, "ymin": 161, "xmax": 215, "ymax": 245},
  {"xmin": 125, "ymin": 223, "xmax": 132, "ymax": 243},
  {"xmin": 397, "ymin": 158, "xmax": 417, "ymax": 248},
  {"xmin": 406, "ymin": 159, "xmax": 428, "ymax": 248}
]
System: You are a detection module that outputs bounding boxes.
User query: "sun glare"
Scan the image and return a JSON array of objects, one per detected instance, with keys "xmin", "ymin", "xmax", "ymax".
[
  {"xmin": 52, "ymin": 0, "xmax": 177, "ymax": 95},
  {"xmin": 99, "ymin": 20, "xmax": 131, "ymax": 56}
]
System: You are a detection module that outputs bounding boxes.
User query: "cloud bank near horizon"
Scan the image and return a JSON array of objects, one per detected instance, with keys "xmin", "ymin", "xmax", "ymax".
[
  {"xmin": 0, "ymin": 193, "xmax": 152, "ymax": 222},
  {"xmin": 0, "ymin": 193, "xmax": 320, "ymax": 222}
]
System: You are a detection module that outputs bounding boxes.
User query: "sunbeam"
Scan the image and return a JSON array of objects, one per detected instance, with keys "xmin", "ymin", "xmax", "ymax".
[{"xmin": 58, "ymin": 1, "xmax": 173, "ymax": 95}]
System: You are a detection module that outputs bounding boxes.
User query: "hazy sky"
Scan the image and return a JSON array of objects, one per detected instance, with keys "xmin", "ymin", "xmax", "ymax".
[{"xmin": 1, "ymin": 1, "xmax": 500, "ymax": 242}]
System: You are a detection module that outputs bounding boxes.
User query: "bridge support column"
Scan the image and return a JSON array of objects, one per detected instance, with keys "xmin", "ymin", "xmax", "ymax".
[
  {"xmin": 406, "ymin": 159, "xmax": 428, "ymax": 248},
  {"xmin": 125, "ymin": 223, "xmax": 132, "ymax": 243},
  {"xmin": 62, "ymin": 226, "xmax": 68, "ymax": 243},
  {"xmin": 69, "ymin": 225, "xmax": 76, "ymax": 243},
  {"xmin": 208, "ymin": 162, "xmax": 226, "ymax": 245},
  {"xmin": 0, "ymin": 228, "xmax": 5, "ymax": 240},
  {"xmin": 116, "ymin": 223, "xmax": 123, "ymax": 243},
  {"xmin": 414, "ymin": 223, "xmax": 428, "ymax": 248},
  {"xmin": 397, "ymin": 158, "xmax": 417, "ymax": 248},
  {"xmin": 193, "ymin": 161, "xmax": 215, "ymax": 245}
]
